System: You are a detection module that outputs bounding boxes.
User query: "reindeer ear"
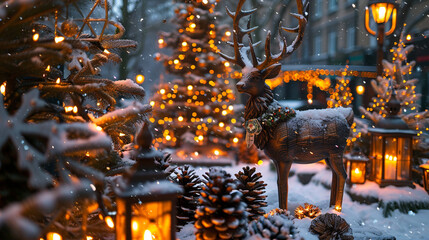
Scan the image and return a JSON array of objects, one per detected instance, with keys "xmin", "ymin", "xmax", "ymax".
[{"xmin": 261, "ymin": 63, "xmax": 281, "ymax": 79}]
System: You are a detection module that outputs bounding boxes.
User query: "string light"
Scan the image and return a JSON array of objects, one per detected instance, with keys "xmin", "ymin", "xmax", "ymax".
[
  {"xmin": 33, "ymin": 33, "xmax": 39, "ymax": 41},
  {"xmin": 136, "ymin": 74, "xmax": 145, "ymax": 84}
]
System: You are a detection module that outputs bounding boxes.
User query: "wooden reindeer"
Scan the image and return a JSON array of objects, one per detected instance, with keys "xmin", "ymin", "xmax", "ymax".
[{"xmin": 220, "ymin": 0, "xmax": 354, "ymax": 211}]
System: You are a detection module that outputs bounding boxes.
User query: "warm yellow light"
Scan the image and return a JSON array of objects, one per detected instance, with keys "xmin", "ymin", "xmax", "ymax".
[
  {"xmin": 158, "ymin": 38, "xmax": 164, "ymax": 44},
  {"xmin": 225, "ymin": 31, "xmax": 231, "ymax": 37},
  {"xmin": 0, "ymin": 82, "xmax": 6, "ymax": 95},
  {"xmin": 132, "ymin": 221, "xmax": 138, "ymax": 231},
  {"xmin": 370, "ymin": 3, "xmax": 395, "ymax": 24},
  {"xmin": 45, "ymin": 65, "xmax": 51, "ymax": 71},
  {"xmin": 56, "ymin": 78, "xmax": 61, "ymax": 84},
  {"xmin": 308, "ymin": 99, "xmax": 313, "ymax": 104},
  {"xmin": 182, "ymin": 41, "xmax": 187, "ymax": 47},
  {"xmin": 406, "ymin": 34, "xmax": 412, "ymax": 41},
  {"xmin": 178, "ymin": 116, "xmax": 184, "ymax": 122},
  {"xmin": 73, "ymin": 106, "xmax": 78, "ymax": 114},
  {"xmin": 103, "ymin": 49, "xmax": 110, "ymax": 54},
  {"xmin": 136, "ymin": 74, "xmax": 145, "ymax": 84},
  {"xmin": 219, "ymin": 122, "xmax": 224, "ymax": 127},
  {"xmin": 33, "ymin": 33, "xmax": 39, "ymax": 41},
  {"xmin": 335, "ymin": 205, "xmax": 342, "ymax": 211},
  {"xmin": 214, "ymin": 150, "xmax": 220, "ymax": 156},
  {"xmin": 257, "ymin": 160, "xmax": 263, "ymax": 165},
  {"xmin": 144, "ymin": 230, "xmax": 152, "ymax": 240},
  {"xmin": 222, "ymin": 110, "xmax": 227, "ymax": 116},
  {"xmin": 187, "ymin": 85, "xmax": 193, "ymax": 91},
  {"xmin": 228, "ymin": 105, "xmax": 234, "ymax": 111},
  {"xmin": 224, "ymin": 62, "xmax": 230, "ymax": 67},
  {"xmin": 190, "ymin": 23, "xmax": 196, "ymax": 29},
  {"xmin": 86, "ymin": 236, "xmax": 93, "ymax": 240},
  {"xmin": 54, "ymin": 36, "xmax": 65, "ymax": 43},
  {"xmin": 202, "ymin": 0, "xmax": 209, "ymax": 4},
  {"xmin": 160, "ymin": 89, "xmax": 166, "ymax": 94},
  {"xmin": 354, "ymin": 168, "xmax": 361, "ymax": 174},
  {"xmin": 233, "ymin": 137, "xmax": 239, "ymax": 143},
  {"xmin": 95, "ymin": 126, "xmax": 103, "ymax": 131},
  {"xmin": 150, "ymin": 101, "xmax": 155, "ymax": 106},
  {"xmin": 356, "ymin": 85, "xmax": 365, "ymax": 95},
  {"xmin": 119, "ymin": 133, "xmax": 126, "ymax": 137},
  {"xmin": 198, "ymin": 135, "xmax": 204, "ymax": 141},
  {"xmin": 166, "ymin": 135, "xmax": 172, "ymax": 141},
  {"xmin": 46, "ymin": 232, "xmax": 62, "ymax": 240}
]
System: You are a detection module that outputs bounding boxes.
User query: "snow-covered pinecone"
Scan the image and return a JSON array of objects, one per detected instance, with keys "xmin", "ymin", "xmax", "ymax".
[
  {"xmin": 172, "ymin": 165, "xmax": 202, "ymax": 227},
  {"xmin": 235, "ymin": 166, "xmax": 267, "ymax": 222},
  {"xmin": 249, "ymin": 209, "xmax": 300, "ymax": 240},
  {"xmin": 309, "ymin": 213, "xmax": 353, "ymax": 240},
  {"xmin": 195, "ymin": 168, "xmax": 247, "ymax": 240},
  {"xmin": 155, "ymin": 152, "xmax": 175, "ymax": 175}
]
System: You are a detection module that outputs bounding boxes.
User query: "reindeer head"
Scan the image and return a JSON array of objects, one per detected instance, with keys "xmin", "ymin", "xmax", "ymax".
[{"xmin": 220, "ymin": 0, "xmax": 309, "ymax": 98}]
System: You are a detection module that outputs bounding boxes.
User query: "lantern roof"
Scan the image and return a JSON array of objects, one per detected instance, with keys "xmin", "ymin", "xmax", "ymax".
[
  {"xmin": 344, "ymin": 153, "xmax": 369, "ymax": 161},
  {"xmin": 420, "ymin": 163, "xmax": 429, "ymax": 170},
  {"xmin": 368, "ymin": 127, "xmax": 416, "ymax": 136},
  {"xmin": 132, "ymin": 122, "xmax": 164, "ymax": 171},
  {"xmin": 375, "ymin": 86, "xmax": 411, "ymax": 130},
  {"xmin": 118, "ymin": 179, "xmax": 183, "ymax": 198}
]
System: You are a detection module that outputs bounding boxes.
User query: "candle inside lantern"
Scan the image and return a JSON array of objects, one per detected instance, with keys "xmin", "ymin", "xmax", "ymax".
[
  {"xmin": 351, "ymin": 167, "xmax": 363, "ymax": 183},
  {"xmin": 144, "ymin": 230, "xmax": 152, "ymax": 240},
  {"xmin": 385, "ymin": 154, "xmax": 397, "ymax": 179}
]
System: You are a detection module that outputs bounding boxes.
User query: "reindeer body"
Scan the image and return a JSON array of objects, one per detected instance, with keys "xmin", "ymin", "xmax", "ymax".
[{"xmin": 220, "ymin": 0, "xmax": 352, "ymax": 211}]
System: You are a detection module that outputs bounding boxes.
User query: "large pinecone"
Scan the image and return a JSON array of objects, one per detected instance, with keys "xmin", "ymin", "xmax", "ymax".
[
  {"xmin": 249, "ymin": 209, "xmax": 300, "ymax": 240},
  {"xmin": 309, "ymin": 213, "xmax": 354, "ymax": 240},
  {"xmin": 195, "ymin": 168, "xmax": 247, "ymax": 240},
  {"xmin": 172, "ymin": 165, "xmax": 202, "ymax": 227},
  {"xmin": 235, "ymin": 166, "xmax": 267, "ymax": 222}
]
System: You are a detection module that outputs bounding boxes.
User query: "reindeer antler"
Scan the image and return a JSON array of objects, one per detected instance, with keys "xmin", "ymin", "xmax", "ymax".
[
  {"xmin": 219, "ymin": 0, "xmax": 258, "ymax": 68},
  {"xmin": 220, "ymin": 0, "xmax": 309, "ymax": 70}
]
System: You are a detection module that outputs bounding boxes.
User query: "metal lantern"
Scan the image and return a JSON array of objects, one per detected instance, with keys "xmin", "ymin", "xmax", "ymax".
[
  {"xmin": 344, "ymin": 152, "xmax": 369, "ymax": 184},
  {"xmin": 420, "ymin": 163, "xmax": 429, "ymax": 193},
  {"xmin": 365, "ymin": 0, "xmax": 398, "ymax": 36},
  {"xmin": 368, "ymin": 90, "xmax": 416, "ymax": 188},
  {"xmin": 116, "ymin": 123, "xmax": 182, "ymax": 240}
]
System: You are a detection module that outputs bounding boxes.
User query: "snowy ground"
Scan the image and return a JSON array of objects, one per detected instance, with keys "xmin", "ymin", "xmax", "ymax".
[{"xmin": 177, "ymin": 161, "xmax": 429, "ymax": 240}]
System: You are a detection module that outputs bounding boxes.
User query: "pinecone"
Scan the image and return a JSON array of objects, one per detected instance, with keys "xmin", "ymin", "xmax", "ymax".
[
  {"xmin": 309, "ymin": 213, "xmax": 354, "ymax": 240},
  {"xmin": 155, "ymin": 152, "xmax": 175, "ymax": 175},
  {"xmin": 249, "ymin": 209, "xmax": 300, "ymax": 240},
  {"xmin": 294, "ymin": 203, "xmax": 321, "ymax": 219},
  {"xmin": 235, "ymin": 166, "xmax": 267, "ymax": 222},
  {"xmin": 195, "ymin": 168, "xmax": 247, "ymax": 240},
  {"xmin": 172, "ymin": 165, "xmax": 202, "ymax": 227}
]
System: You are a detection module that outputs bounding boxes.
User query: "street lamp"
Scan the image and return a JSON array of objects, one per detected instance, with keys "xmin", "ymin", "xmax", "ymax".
[
  {"xmin": 365, "ymin": 0, "xmax": 398, "ymax": 77},
  {"xmin": 116, "ymin": 123, "xmax": 182, "ymax": 240}
]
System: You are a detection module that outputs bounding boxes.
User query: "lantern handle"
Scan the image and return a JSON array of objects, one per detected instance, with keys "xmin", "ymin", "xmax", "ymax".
[{"xmin": 385, "ymin": 8, "xmax": 397, "ymax": 36}]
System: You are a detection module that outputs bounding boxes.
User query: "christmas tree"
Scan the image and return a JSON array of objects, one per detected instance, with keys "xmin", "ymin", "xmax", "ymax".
[
  {"xmin": 327, "ymin": 66, "xmax": 354, "ymax": 109},
  {"xmin": 359, "ymin": 38, "xmax": 429, "ymax": 152},
  {"xmin": 150, "ymin": 0, "xmax": 242, "ymax": 159},
  {"xmin": 0, "ymin": 1, "xmax": 150, "ymax": 239}
]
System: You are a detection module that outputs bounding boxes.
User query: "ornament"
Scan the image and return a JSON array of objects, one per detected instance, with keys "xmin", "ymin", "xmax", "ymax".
[
  {"xmin": 61, "ymin": 19, "xmax": 79, "ymax": 37},
  {"xmin": 245, "ymin": 118, "xmax": 262, "ymax": 148}
]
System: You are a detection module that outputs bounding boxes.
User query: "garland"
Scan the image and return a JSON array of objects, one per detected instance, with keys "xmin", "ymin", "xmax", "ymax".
[{"xmin": 245, "ymin": 102, "xmax": 296, "ymax": 134}]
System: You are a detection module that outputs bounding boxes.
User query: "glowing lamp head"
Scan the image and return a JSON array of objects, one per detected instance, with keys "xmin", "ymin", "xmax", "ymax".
[
  {"xmin": 365, "ymin": 0, "xmax": 397, "ymax": 36},
  {"xmin": 356, "ymin": 85, "xmax": 365, "ymax": 95}
]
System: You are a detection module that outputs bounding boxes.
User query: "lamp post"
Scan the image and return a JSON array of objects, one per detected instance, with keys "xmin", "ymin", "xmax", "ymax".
[
  {"xmin": 368, "ymin": 89, "xmax": 416, "ymax": 188},
  {"xmin": 116, "ymin": 123, "xmax": 183, "ymax": 240},
  {"xmin": 365, "ymin": 0, "xmax": 398, "ymax": 76}
]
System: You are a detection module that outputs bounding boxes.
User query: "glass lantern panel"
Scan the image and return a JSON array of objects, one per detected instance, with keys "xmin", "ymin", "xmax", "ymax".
[
  {"xmin": 131, "ymin": 200, "xmax": 172, "ymax": 240},
  {"xmin": 371, "ymin": 3, "xmax": 394, "ymax": 24},
  {"xmin": 384, "ymin": 137, "xmax": 398, "ymax": 180},
  {"xmin": 116, "ymin": 199, "xmax": 127, "ymax": 240},
  {"xmin": 350, "ymin": 161, "xmax": 366, "ymax": 184},
  {"xmin": 397, "ymin": 137, "xmax": 411, "ymax": 180},
  {"xmin": 374, "ymin": 136, "xmax": 383, "ymax": 180}
]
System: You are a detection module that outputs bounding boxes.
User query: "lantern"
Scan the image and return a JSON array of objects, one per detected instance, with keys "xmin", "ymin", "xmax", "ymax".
[
  {"xmin": 344, "ymin": 152, "xmax": 369, "ymax": 184},
  {"xmin": 368, "ymin": 90, "xmax": 416, "ymax": 187},
  {"xmin": 116, "ymin": 123, "xmax": 182, "ymax": 240},
  {"xmin": 365, "ymin": 0, "xmax": 398, "ymax": 36},
  {"xmin": 420, "ymin": 163, "xmax": 429, "ymax": 193}
]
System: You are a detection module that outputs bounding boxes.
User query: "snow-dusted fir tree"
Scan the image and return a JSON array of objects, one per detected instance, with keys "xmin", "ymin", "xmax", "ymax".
[
  {"xmin": 359, "ymin": 38, "xmax": 429, "ymax": 151},
  {"xmin": 150, "ymin": 0, "xmax": 242, "ymax": 159},
  {"xmin": 327, "ymin": 66, "xmax": 353, "ymax": 109},
  {"xmin": 0, "ymin": 1, "xmax": 150, "ymax": 239}
]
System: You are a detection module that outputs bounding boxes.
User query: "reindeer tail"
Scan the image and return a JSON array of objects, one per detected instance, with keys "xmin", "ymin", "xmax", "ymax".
[{"xmin": 344, "ymin": 108, "xmax": 354, "ymax": 126}]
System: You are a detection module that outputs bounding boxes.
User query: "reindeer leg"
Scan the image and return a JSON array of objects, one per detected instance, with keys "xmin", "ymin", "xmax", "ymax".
[
  {"xmin": 326, "ymin": 159, "xmax": 337, "ymax": 207},
  {"xmin": 275, "ymin": 161, "xmax": 292, "ymax": 210},
  {"xmin": 329, "ymin": 153, "xmax": 347, "ymax": 211}
]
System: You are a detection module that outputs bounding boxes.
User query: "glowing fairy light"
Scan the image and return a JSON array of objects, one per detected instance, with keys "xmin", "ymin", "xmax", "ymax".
[
  {"xmin": 54, "ymin": 36, "xmax": 65, "ymax": 43},
  {"xmin": 1, "ymin": 82, "xmax": 6, "ymax": 95},
  {"xmin": 33, "ymin": 33, "xmax": 39, "ymax": 41},
  {"xmin": 136, "ymin": 74, "xmax": 145, "ymax": 84}
]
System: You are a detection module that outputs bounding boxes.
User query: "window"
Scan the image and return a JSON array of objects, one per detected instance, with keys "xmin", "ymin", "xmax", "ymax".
[
  {"xmin": 328, "ymin": 0, "xmax": 338, "ymax": 13},
  {"xmin": 313, "ymin": 35, "xmax": 322, "ymax": 56},
  {"xmin": 328, "ymin": 31, "xmax": 337, "ymax": 55},
  {"xmin": 346, "ymin": 27, "xmax": 355, "ymax": 50},
  {"xmin": 314, "ymin": 0, "xmax": 323, "ymax": 19}
]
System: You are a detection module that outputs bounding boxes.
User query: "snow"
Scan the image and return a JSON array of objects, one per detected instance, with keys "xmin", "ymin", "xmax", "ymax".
[
  {"xmin": 120, "ymin": 179, "xmax": 183, "ymax": 196},
  {"xmin": 178, "ymin": 161, "xmax": 429, "ymax": 240}
]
